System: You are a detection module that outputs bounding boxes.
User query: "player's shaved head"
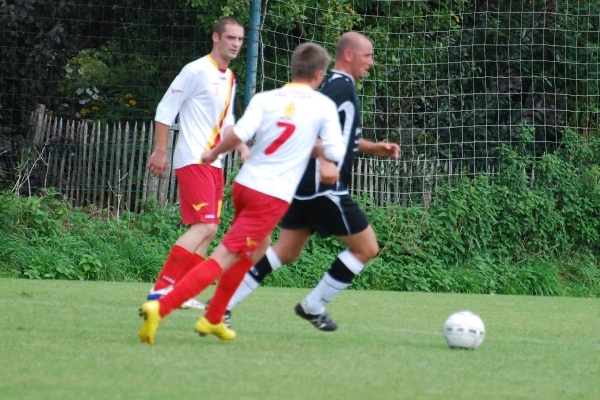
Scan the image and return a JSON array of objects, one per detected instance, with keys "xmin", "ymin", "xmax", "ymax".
[
  {"xmin": 335, "ymin": 31, "xmax": 371, "ymax": 60},
  {"xmin": 333, "ymin": 31, "xmax": 374, "ymax": 80}
]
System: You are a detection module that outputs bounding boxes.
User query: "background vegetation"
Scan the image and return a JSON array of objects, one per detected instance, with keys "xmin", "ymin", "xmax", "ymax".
[
  {"xmin": 1, "ymin": 130, "xmax": 599, "ymax": 297},
  {"xmin": 1, "ymin": 0, "xmax": 598, "ymax": 295},
  {"xmin": 2, "ymin": 1, "xmax": 598, "ymax": 158}
]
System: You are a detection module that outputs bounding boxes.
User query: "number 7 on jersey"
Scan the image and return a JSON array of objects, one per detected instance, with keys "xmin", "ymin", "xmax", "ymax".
[{"xmin": 264, "ymin": 121, "xmax": 296, "ymax": 155}]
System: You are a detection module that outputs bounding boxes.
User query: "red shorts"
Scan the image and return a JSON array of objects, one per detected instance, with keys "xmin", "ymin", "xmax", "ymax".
[
  {"xmin": 221, "ymin": 182, "xmax": 290, "ymax": 257},
  {"xmin": 175, "ymin": 164, "xmax": 224, "ymax": 225}
]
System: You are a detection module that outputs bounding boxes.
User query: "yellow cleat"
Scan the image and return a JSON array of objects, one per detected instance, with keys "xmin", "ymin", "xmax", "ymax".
[
  {"xmin": 138, "ymin": 301, "xmax": 162, "ymax": 345},
  {"xmin": 195, "ymin": 316, "xmax": 236, "ymax": 341}
]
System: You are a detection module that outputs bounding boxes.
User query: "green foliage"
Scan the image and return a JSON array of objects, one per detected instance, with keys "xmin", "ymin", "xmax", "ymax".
[
  {"xmin": 0, "ymin": 0, "xmax": 103, "ymax": 130},
  {"xmin": 0, "ymin": 189, "xmax": 183, "ymax": 283},
  {"xmin": 57, "ymin": 44, "xmax": 161, "ymax": 124},
  {"xmin": 2, "ymin": 131, "xmax": 600, "ymax": 298},
  {"xmin": 263, "ymin": 131, "xmax": 600, "ymax": 297}
]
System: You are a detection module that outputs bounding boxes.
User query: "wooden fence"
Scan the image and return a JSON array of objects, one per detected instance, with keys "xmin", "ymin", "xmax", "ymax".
[
  {"xmin": 18, "ymin": 107, "xmax": 240, "ymax": 215},
  {"xmin": 12, "ymin": 109, "xmax": 487, "ymax": 214}
]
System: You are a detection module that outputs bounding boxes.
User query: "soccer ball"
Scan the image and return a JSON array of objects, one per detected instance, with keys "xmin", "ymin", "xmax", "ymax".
[{"xmin": 443, "ymin": 310, "xmax": 485, "ymax": 349}]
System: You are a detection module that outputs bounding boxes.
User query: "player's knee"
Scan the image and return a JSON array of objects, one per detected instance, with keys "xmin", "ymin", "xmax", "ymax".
[
  {"xmin": 272, "ymin": 242, "xmax": 302, "ymax": 265},
  {"xmin": 273, "ymin": 247, "xmax": 300, "ymax": 264},
  {"xmin": 368, "ymin": 242, "xmax": 379, "ymax": 259},
  {"xmin": 280, "ymin": 251, "xmax": 301, "ymax": 264},
  {"xmin": 203, "ymin": 223, "xmax": 218, "ymax": 239},
  {"xmin": 361, "ymin": 241, "xmax": 379, "ymax": 261},
  {"xmin": 190, "ymin": 222, "xmax": 218, "ymax": 240},
  {"xmin": 350, "ymin": 238, "xmax": 378, "ymax": 263}
]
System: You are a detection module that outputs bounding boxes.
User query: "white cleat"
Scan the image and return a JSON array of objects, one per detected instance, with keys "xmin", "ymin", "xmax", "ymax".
[
  {"xmin": 148, "ymin": 285, "xmax": 205, "ymax": 310},
  {"xmin": 180, "ymin": 298, "xmax": 206, "ymax": 310},
  {"xmin": 147, "ymin": 285, "xmax": 172, "ymax": 300}
]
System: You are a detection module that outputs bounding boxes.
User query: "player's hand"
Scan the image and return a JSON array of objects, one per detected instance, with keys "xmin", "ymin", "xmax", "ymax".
[
  {"xmin": 377, "ymin": 142, "xmax": 400, "ymax": 160},
  {"xmin": 147, "ymin": 150, "xmax": 168, "ymax": 177},
  {"xmin": 237, "ymin": 143, "xmax": 250, "ymax": 163},
  {"xmin": 201, "ymin": 150, "xmax": 217, "ymax": 165},
  {"xmin": 319, "ymin": 159, "xmax": 339, "ymax": 185}
]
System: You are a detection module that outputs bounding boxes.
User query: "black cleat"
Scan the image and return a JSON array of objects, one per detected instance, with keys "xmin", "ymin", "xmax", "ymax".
[
  {"xmin": 294, "ymin": 301, "xmax": 337, "ymax": 331},
  {"xmin": 223, "ymin": 310, "xmax": 232, "ymax": 329}
]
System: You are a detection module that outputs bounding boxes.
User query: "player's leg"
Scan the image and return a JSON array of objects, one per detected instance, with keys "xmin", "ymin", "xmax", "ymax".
[
  {"xmin": 147, "ymin": 164, "xmax": 222, "ymax": 309},
  {"xmin": 192, "ymin": 183, "xmax": 289, "ymax": 339},
  {"xmin": 303, "ymin": 224, "xmax": 377, "ymax": 308},
  {"xmin": 139, "ymin": 243, "xmax": 231, "ymax": 344},
  {"xmin": 203, "ymin": 236, "xmax": 271, "ymax": 326},
  {"xmin": 296, "ymin": 195, "xmax": 376, "ymax": 331},
  {"xmin": 226, "ymin": 226, "xmax": 312, "ymax": 312},
  {"xmin": 223, "ymin": 198, "xmax": 314, "ymax": 316},
  {"xmin": 148, "ymin": 222, "xmax": 216, "ymax": 293}
]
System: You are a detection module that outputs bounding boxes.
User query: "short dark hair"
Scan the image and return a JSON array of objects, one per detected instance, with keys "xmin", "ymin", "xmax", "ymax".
[
  {"xmin": 213, "ymin": 16, "xmax": 243, "ymax": 38},
  {"xmin": 291, "ymin": 43, "xmax": 332, "ymax": 80}
]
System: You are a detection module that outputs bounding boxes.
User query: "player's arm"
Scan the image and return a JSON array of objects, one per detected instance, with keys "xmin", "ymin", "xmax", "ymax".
[
  {"xmin": 309, "ymin": 139, "xmax": 339, "ymax": 184},
  {"xmin": 147, "ymin": 122, "xmax": 170, "ymax": 177},
  {"xmin": 149, "ymin": 69, "xmax": 198, "ymax": 176},
  {"xmin": 310, "ymin": 138, "xmax": 325, "ymax": 158},
  {"xmin": 234, "ymin": 141, "xmax": 250, "ymax": 162},
  {"xmin": 319, "ymin": 102, "xmax": 346, "ymax": 163},
  {"xmin": 358, "ymin": 138, "xmax": 400, "ymax": 159}
]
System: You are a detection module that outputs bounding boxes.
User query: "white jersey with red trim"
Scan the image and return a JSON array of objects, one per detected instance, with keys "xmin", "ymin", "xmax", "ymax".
[
  {"xmin": 154, "ymin": 55, "xmax": 236, "ymax": 169},
  {"xmin": 232, "ymin": 83, "xmax": 345, "ymax": 202}
]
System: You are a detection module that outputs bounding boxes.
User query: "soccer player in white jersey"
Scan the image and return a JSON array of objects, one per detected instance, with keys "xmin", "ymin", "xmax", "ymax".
[
  {"xmin": 145, "ymin": 17, "xmax": 249, "ymax": 310},
  {"xmin": 138, "ymin": 42, "xmax": 346, "ymax": 344},
  {"xmin": 213, "ymin": 31, "xmax": 400, "ymax": 331}
]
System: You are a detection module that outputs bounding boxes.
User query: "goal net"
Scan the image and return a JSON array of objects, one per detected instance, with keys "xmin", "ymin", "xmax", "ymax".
[{"xmin": 258, "ymin": 0, "xmax": 599, "ymax": 207}]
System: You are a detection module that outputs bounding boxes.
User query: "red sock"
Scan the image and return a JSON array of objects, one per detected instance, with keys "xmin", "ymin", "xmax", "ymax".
[
  {"xmin": 175, "ymin": 253, "xmax": 204, "ymax": 281},
  {"xmin": 154, "ymin": 245, "xmax": 193, "ymax": 290},
  {"xmin": 205, "ymin": 258, "xmax": 253, "ymax": 324},
  {"xmin": 158, "ymin": 258, "xmax": 222, "ymax": 317}
]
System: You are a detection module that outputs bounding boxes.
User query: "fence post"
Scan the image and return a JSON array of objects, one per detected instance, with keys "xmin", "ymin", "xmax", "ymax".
[
  {"xmin": 135, "ymin": 122, "xmax": 148, "ymax": 213},
  {"xmin": 28, "ymin": 104, "xmax": 46, "ymax": 144}
]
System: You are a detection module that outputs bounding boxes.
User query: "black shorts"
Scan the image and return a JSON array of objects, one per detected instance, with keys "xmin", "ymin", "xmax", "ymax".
[{"xmin": 280, "ymin": 193, "xmax": 369, "ymax": 238}]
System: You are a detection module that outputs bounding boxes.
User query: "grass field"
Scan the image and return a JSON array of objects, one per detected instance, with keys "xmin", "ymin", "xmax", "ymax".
[{"xmin": 1, "ymin": 278, "xmax": 598, "ymax": 399}]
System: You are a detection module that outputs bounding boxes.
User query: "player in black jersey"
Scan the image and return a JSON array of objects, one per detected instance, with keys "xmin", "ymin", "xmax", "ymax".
[{"xmin": 210, "ymin": 32, "xmax": 399, "ymax": 331}]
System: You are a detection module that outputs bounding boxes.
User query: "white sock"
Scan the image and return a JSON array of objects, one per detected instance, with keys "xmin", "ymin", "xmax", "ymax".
[
  {"xmin": 227, "ymin": 247, "xmax": 283, "ymax": 310},
  {"xmin": 303, "ymin": 250, "xmax": 364, "ymax": 315},
  {"xmin": 304, "ymin": 272, "xmax": 350, "ymax": 315},
  {"xmin": 227, "ymin": 273, "xmax": 259, "ymax": 310}
]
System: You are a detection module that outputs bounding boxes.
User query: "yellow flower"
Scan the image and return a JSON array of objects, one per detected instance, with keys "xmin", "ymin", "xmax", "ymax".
[
  {"xmin": 145, "ymin": 109, "xmax": 151, "ymax": 114},
  {"xmin": 126, "ymin": 94, "xmax": 133, "ymax": 99},
  {"xmin": 80, "ymin": 108, "xmax": 89, "ymax": 115},
  {"xmin": 129, "ymin": 99, "xmax": 137, "ymax": 106},
  {"xmin": 91, "ymin": 106, "xmax": 100, "ymax": 112}
]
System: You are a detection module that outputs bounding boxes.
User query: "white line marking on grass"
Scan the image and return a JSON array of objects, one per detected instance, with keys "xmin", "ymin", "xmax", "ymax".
[{"xmin": 240, "ymin": 315, "xmax": 600, "ymax": 349}]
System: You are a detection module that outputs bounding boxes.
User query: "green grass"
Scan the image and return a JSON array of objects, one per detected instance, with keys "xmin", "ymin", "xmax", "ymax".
[{"xmin": 1, "ymin": 278, "xmax": 598, "ymax": 399}]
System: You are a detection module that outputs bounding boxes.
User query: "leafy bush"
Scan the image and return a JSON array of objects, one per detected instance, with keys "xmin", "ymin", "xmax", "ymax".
[
  {"xmin": 2, "ymin": 130, "xmax": 600, "ymax": 298},
  {"xmin": 263, "ymin": 130, "xmax": 600, "ymax": 297},
  {"xmin": 57, "ymin": 43, "xmax": 162, "ymax": 124}
]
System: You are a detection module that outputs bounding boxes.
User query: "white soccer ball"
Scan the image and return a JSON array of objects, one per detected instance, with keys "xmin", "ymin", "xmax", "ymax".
[{"xmin": 443, "ymin": 310, "xmax": 485, "ymax": 349}]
